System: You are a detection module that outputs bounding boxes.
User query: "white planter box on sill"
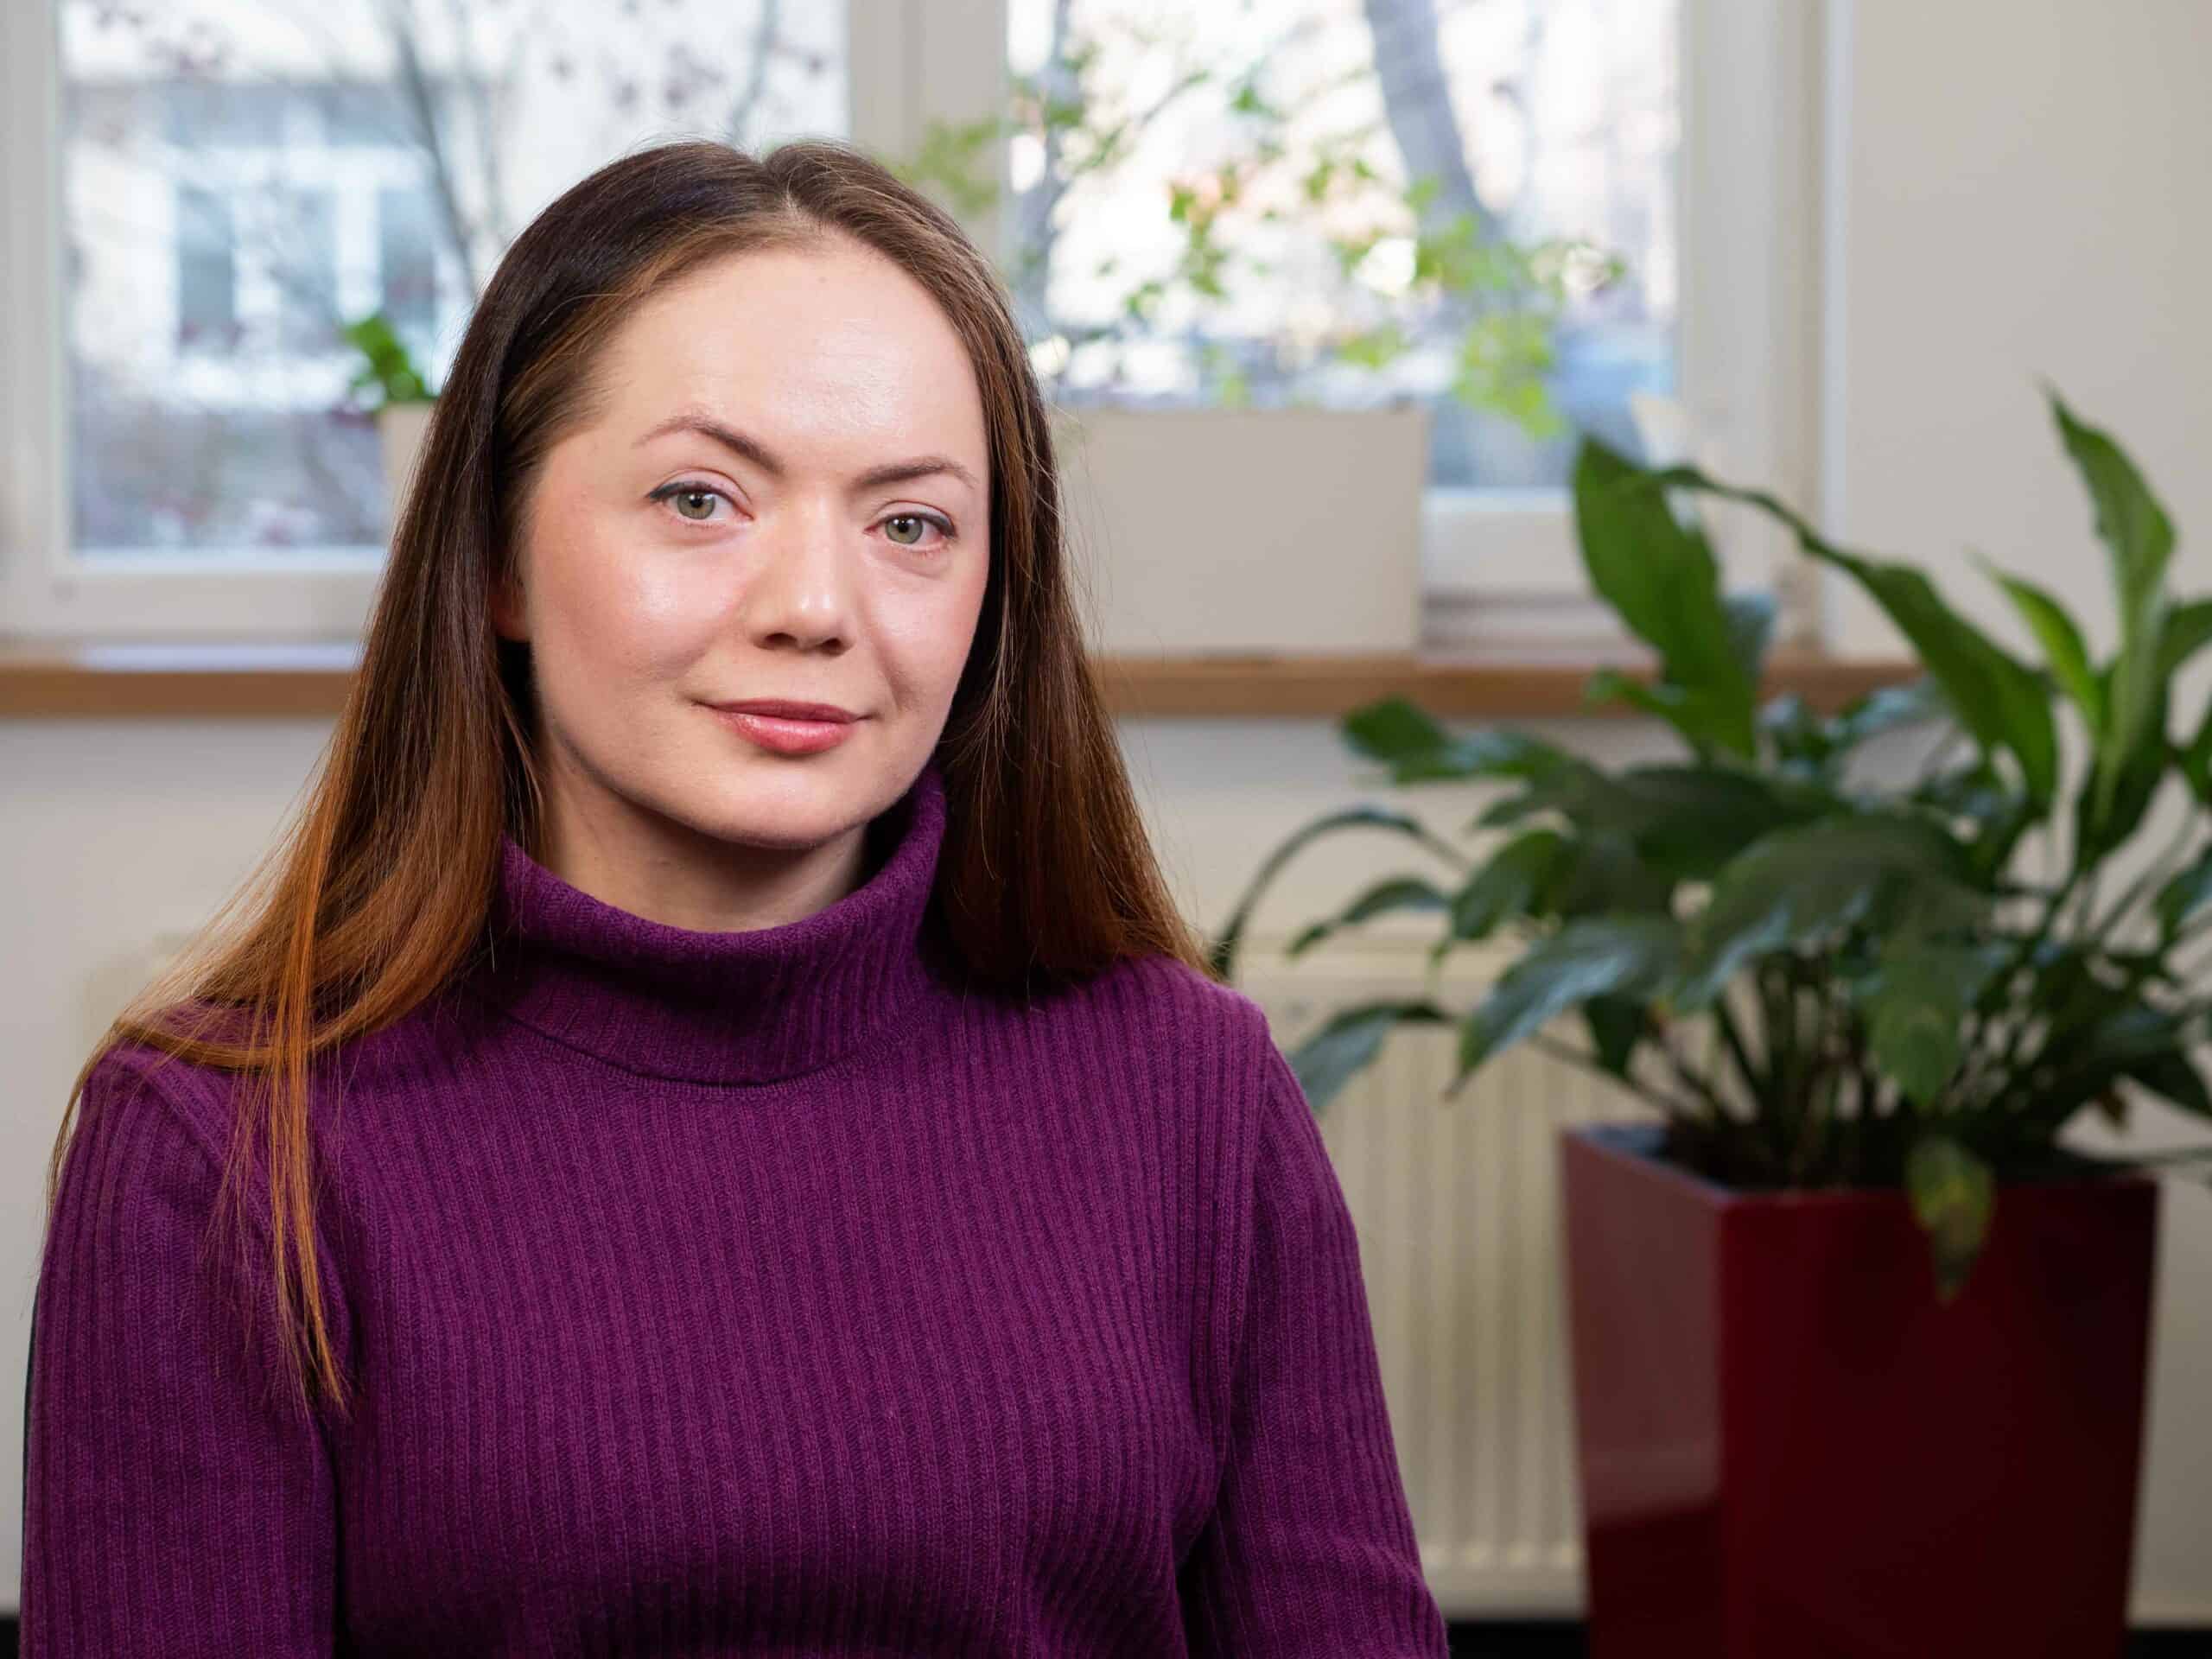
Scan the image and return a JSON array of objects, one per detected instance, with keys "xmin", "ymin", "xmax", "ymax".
[{"xmin": 1049, "ymin": 403, "xmax": 1430, "ymax": 658}]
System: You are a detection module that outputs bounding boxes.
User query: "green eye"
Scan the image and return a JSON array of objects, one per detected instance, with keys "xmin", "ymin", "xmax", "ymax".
[
  {"xmin": 652, "ymin": 482, "xmax": 730, "ymax": 523},
  {"xmin": 883, "ymin": 512, "xmax": 954, "ymax": 549}
]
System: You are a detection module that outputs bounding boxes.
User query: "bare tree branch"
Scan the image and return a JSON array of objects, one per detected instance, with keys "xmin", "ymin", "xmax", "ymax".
[
  {"xmin": 723, "ymin": 0, "xmax": 783, "ymax": 146},
  {"xmin": 377, "ymin": 0, "xmax": 484, "ymax": 296}
]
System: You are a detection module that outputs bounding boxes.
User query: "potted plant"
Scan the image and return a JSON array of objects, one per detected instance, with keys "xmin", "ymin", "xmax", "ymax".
[
  {"xmin": 1208, "ymin": 386, "xmax": 2212, "ymax": 1656},
  {"xmin": 343, "ymin": 310, "xmax": 437, "ymax": 529},
  {"xmin": 887, "ymin": 22, "xmax": 1624, "ymax": 658}
]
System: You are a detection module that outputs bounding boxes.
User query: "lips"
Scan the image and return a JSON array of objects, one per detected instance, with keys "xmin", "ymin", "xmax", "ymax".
[
  {"xmin": 705, "ymin": 701, "xmax": 863, "ymax": 755},
  {"xmin": 709, "ymin": 700, "xmax": 858, "ymax": 722}
]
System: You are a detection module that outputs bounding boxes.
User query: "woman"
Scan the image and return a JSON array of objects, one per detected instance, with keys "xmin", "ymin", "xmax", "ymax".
[{"xmin": 24, "ymin": 138, "xmax": 1448, "ymax": 1657}]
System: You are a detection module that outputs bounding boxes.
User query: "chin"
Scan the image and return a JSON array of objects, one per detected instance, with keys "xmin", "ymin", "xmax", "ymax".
[{"xmin": 686, "ymin": 765, "xmax": 880, "ymax": 849}]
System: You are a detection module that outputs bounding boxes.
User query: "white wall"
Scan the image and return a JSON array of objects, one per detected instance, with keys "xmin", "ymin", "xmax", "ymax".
[{"xmin": 1821, "ymin": 0, "xmax": 2212, "ymax": 654}]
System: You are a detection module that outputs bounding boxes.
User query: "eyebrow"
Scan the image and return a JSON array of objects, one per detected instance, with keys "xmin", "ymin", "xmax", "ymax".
[{"xmin": 634, "ymin": 412, "xmax": 983, "ymax": 497}]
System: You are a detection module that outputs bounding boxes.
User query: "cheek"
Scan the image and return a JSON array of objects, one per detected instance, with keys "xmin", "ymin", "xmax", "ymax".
[
  {"xmin": 536, "ymin": 517, "xmax": 721, "ymax": 683},
  {"xmin": 878, "ymin": 556, "xmax": 989, "ymax": 703}
]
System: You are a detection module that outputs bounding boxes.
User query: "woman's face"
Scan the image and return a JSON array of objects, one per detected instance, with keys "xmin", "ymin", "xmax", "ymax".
[{"xmin": 493, "ymin": 238, "xmax": 991, "ymax": 912}]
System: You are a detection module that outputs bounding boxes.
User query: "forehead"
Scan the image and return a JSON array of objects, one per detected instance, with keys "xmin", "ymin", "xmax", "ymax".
[{"xmin": 597, "ymin": 240, "xmax": 988, "ymax": 465}]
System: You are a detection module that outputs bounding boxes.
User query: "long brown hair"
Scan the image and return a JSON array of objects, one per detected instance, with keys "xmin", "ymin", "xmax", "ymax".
[{"xmin": 43, "ymin": 137, "xmax": 1214, "ymax": 1428}]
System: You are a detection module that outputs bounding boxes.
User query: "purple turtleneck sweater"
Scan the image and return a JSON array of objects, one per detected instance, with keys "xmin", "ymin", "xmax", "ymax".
[{"xmin": 22, "ymin": 759, "xmax": 1448, "ymax": 1656}]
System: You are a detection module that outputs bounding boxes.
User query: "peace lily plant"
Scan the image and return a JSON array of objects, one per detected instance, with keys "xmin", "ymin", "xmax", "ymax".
[{"xmin": 1210, "ymin": 387, "xmax": 2212, "ymax": 1297}]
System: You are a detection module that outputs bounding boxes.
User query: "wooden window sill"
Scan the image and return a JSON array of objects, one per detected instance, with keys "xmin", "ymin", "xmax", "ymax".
[{"xmin": 0, "ymin": 635, "xmax": 1916, "ymax": 721}]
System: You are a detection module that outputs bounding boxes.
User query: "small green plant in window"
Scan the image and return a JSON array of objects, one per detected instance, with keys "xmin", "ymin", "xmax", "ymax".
[{"xmin": 343, "ymin": 311, "xmax": 435, "ymax": 410}]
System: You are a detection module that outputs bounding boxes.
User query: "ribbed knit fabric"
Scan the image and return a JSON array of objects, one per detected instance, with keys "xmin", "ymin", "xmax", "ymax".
[{"xmin": 22, "ymin": 756, "xmax": 1449, "ymax": 1656}]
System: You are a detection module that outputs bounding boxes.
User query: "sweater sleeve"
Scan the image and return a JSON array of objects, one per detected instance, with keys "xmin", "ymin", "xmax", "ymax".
[
  {"xmin": 22, "ymin": 1051, "xmax": 343, "ymax": 1655},
  {"xmin": 1177, "ymin": 1033, "xmax": 1451, "ymax": 1656}
]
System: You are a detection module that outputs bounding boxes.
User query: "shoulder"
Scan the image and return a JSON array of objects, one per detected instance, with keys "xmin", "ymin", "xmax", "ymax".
[
  {"xmin": 1051, "ymin": 950, "xmax": 1276, "ymax": 1054},
  {"xmin": 70, "ymin": 1033, "xmax": 238, "ymax": 1173},
  {"xmin": 1018, "ymin": 951, "xmax": 1300, "ymax": 1152},
  {"xmin": 1033, "ymin": 951, "xmax": 1287, "ymax": 1096},
  {"xmin": 41, "ymin": 1040, "xmax": 255, "ymax": 1311},
  {"xmin": 61, "ymin": 1026, "xmax": 334, "ymax": 1242},
  {"xmin": 1071, "ymin": 962, "xmax": 1336, "ymax": 1198}
]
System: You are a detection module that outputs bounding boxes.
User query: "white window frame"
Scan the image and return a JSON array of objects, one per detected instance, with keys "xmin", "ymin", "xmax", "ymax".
[{"xmin": 2, "ymin": 0, "xmax": 1821, "ymax": 647}]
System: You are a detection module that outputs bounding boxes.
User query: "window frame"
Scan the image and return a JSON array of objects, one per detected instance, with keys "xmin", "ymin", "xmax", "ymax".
[{"xmin": 1, "ymin": 0, "xmax": 1822, "ymax": 647}]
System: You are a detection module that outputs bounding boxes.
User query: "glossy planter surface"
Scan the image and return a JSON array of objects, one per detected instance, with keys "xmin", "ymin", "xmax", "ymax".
[{"xmin": 1560, "ymin": 1123, "xmax": 2158, "ymax": 1659}]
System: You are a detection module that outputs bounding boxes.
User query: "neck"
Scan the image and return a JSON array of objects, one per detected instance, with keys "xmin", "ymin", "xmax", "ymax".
[
  {"xmin": 528, "ymin": 790, "xmax": 876, "ymax": 939},
  {"xmin": 474, "ymin": 759, "xmax": 953, "ymax": 1087}
]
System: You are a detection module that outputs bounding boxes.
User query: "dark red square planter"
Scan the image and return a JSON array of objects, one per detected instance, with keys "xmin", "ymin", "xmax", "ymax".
[{"xmin": 1560, "ymin": 1122, "xmax": 2159, "ymax": 1659}]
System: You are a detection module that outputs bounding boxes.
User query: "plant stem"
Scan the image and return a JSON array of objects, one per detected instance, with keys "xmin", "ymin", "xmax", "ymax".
[
  {"xmin": 2082, "ymin": 815, "xmax": 2197, "ymax": 948},
  {"xmin": 1657, "ymin": 1020, "xmax": 1735, "ymax": 1124},
  {"xmin": 1713, "ymin": 997, "xmax": 1765, "ymax": 1106},
  {"xmin": 1526, "ymin": 1033, "xmax": 1705, "ymax": 1121}
]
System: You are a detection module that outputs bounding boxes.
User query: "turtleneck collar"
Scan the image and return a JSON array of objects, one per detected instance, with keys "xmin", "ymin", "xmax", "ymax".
[{"xmin": 476, "ymin": 759, "xmax": 952, "ymax": 1087}]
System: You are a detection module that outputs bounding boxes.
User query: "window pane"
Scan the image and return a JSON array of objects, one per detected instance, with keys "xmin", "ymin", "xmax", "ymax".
[
  {"xmin": 59, "ymin": 2, "xmax": 849, "ymax": 560},
  {"xmin": 1005, "ymin": 0, "xmax": 1676, "ymax": 490},
  {"xmin": 378, "ymin": 185, "xmax": 439, "ymax": 336},
  {"xmin": 174, "ymin": 186, "xmax": 235, "ymax": 352},
  {"xmin": 275, "ymin": 186, "xmax": 340, "ymax": 356}
]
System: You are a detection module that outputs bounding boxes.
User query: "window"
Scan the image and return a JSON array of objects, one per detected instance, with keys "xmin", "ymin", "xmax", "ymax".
[
  {"xmin": 1003, "ymin": 0, "xmax": 1677, "ymax": 491},
  {"xmin": 2, "ymin": 0, "xmax": 1816, "ymax": 646},
  {"xmin": 996, "ymin": 0, "xmax": 1820, "ymax": 650}
]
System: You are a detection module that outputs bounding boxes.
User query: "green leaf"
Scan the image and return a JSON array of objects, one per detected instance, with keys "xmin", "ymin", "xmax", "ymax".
[
  {"xmin": 2157, "ymin": 598, "xmax": 2212, "ymax": 680},
  {"xmin": 1288, "ymin": 875, "xmax": 1452, "ymax": 958},
  {"xmin": 1339, "ymin": 697, "xmax": 1574, "ymax": 785},
  {"xmin": 1446, "ymin": 830, "xmax": 1572, "ymax": 944},
  {"xmin": 1572, "ymin": 440, "xmax": 1758, "ymax": 757},
  {"xmin": 1584, "ymin": 995, "xmax": 1646, "ymax": 1076},
  {"xmin": 2051, "ymin": 389, "xmax": 2175, "ymax": 632},
  {"xmin": 1484, "ymin": 763, "xmax": 1840, "ymax": 884},
  {"xmin": 1840, "ymin": 558, "xmax": 2058, "ymax": 808},
  {"xmin": 2123, "ymin": 1048, "xmax": 2212, "ymax": 1121},
  {"xmin": 1855, "ymin": 937, "xmax": 2003, "ymax": 1107},
  {"xmin": 1545, "ymin": 831, "xmax": 1677, "ymax": 919},
  {"xmin": 1340, "ymin": 696, "xmax": 1448, "ymax": 760},
  {"xmin": 1913, "ymin": 760, "xmax": 2036, "ymax": 882},
  {"xmin": 1288, "ymin": 1000, "xmax": 1452, "ymax": 1116},
  {"xmin": 1457, "ymin": 915, "xmax": 1683, "ymax": 1079},
  {"xmin": 1209, "ymin": 804, "xmax": 1464, "ymax": 980},
  {"xmin": 2154, "ymin": 845, "xmax": 2212, "ymax": 939},
  {"xmin": 2181, "ymin": 690, "xmax": 2212, "ymax": 806},
  {"xmin": 1982, "ymin": 559, "xmax": 2101, "ymax": 727},
  {"xmin": 2020, "ymin": 1004, "xmax": 2201, "ymax": 1135},
  {"xmin": 1905, "ymin": 1135, "xmax": 1995, "ymax": 1302},
  {"xmin": 1675, "ymin": 815, "xmax": 1987, "ymax": 1009},
  {"xmin": 2074, "ymin": 677, "xmax": 2169, "ymax": 864},
  {"xmin": 1642, "ymin": 464, "xmax": 2058, "ymax": 808},
  {"xmin": 1583, "ymin": 669, "xmax": 1756, "ymax": 760},
  {"xmin": 2053, "ymin": 391, "xmax": 2177, "ymax": 830}
]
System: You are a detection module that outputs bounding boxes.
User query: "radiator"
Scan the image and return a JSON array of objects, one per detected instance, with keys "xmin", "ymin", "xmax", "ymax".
[{"xmin": 1235, "ymin": 931, "xmax": 1656, "ymax": 1618}]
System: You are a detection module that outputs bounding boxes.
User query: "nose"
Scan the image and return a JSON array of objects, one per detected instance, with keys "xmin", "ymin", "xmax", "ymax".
[{"xmin": 739, "ymin": 496, "xmax": 856, "ymax": 654}]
